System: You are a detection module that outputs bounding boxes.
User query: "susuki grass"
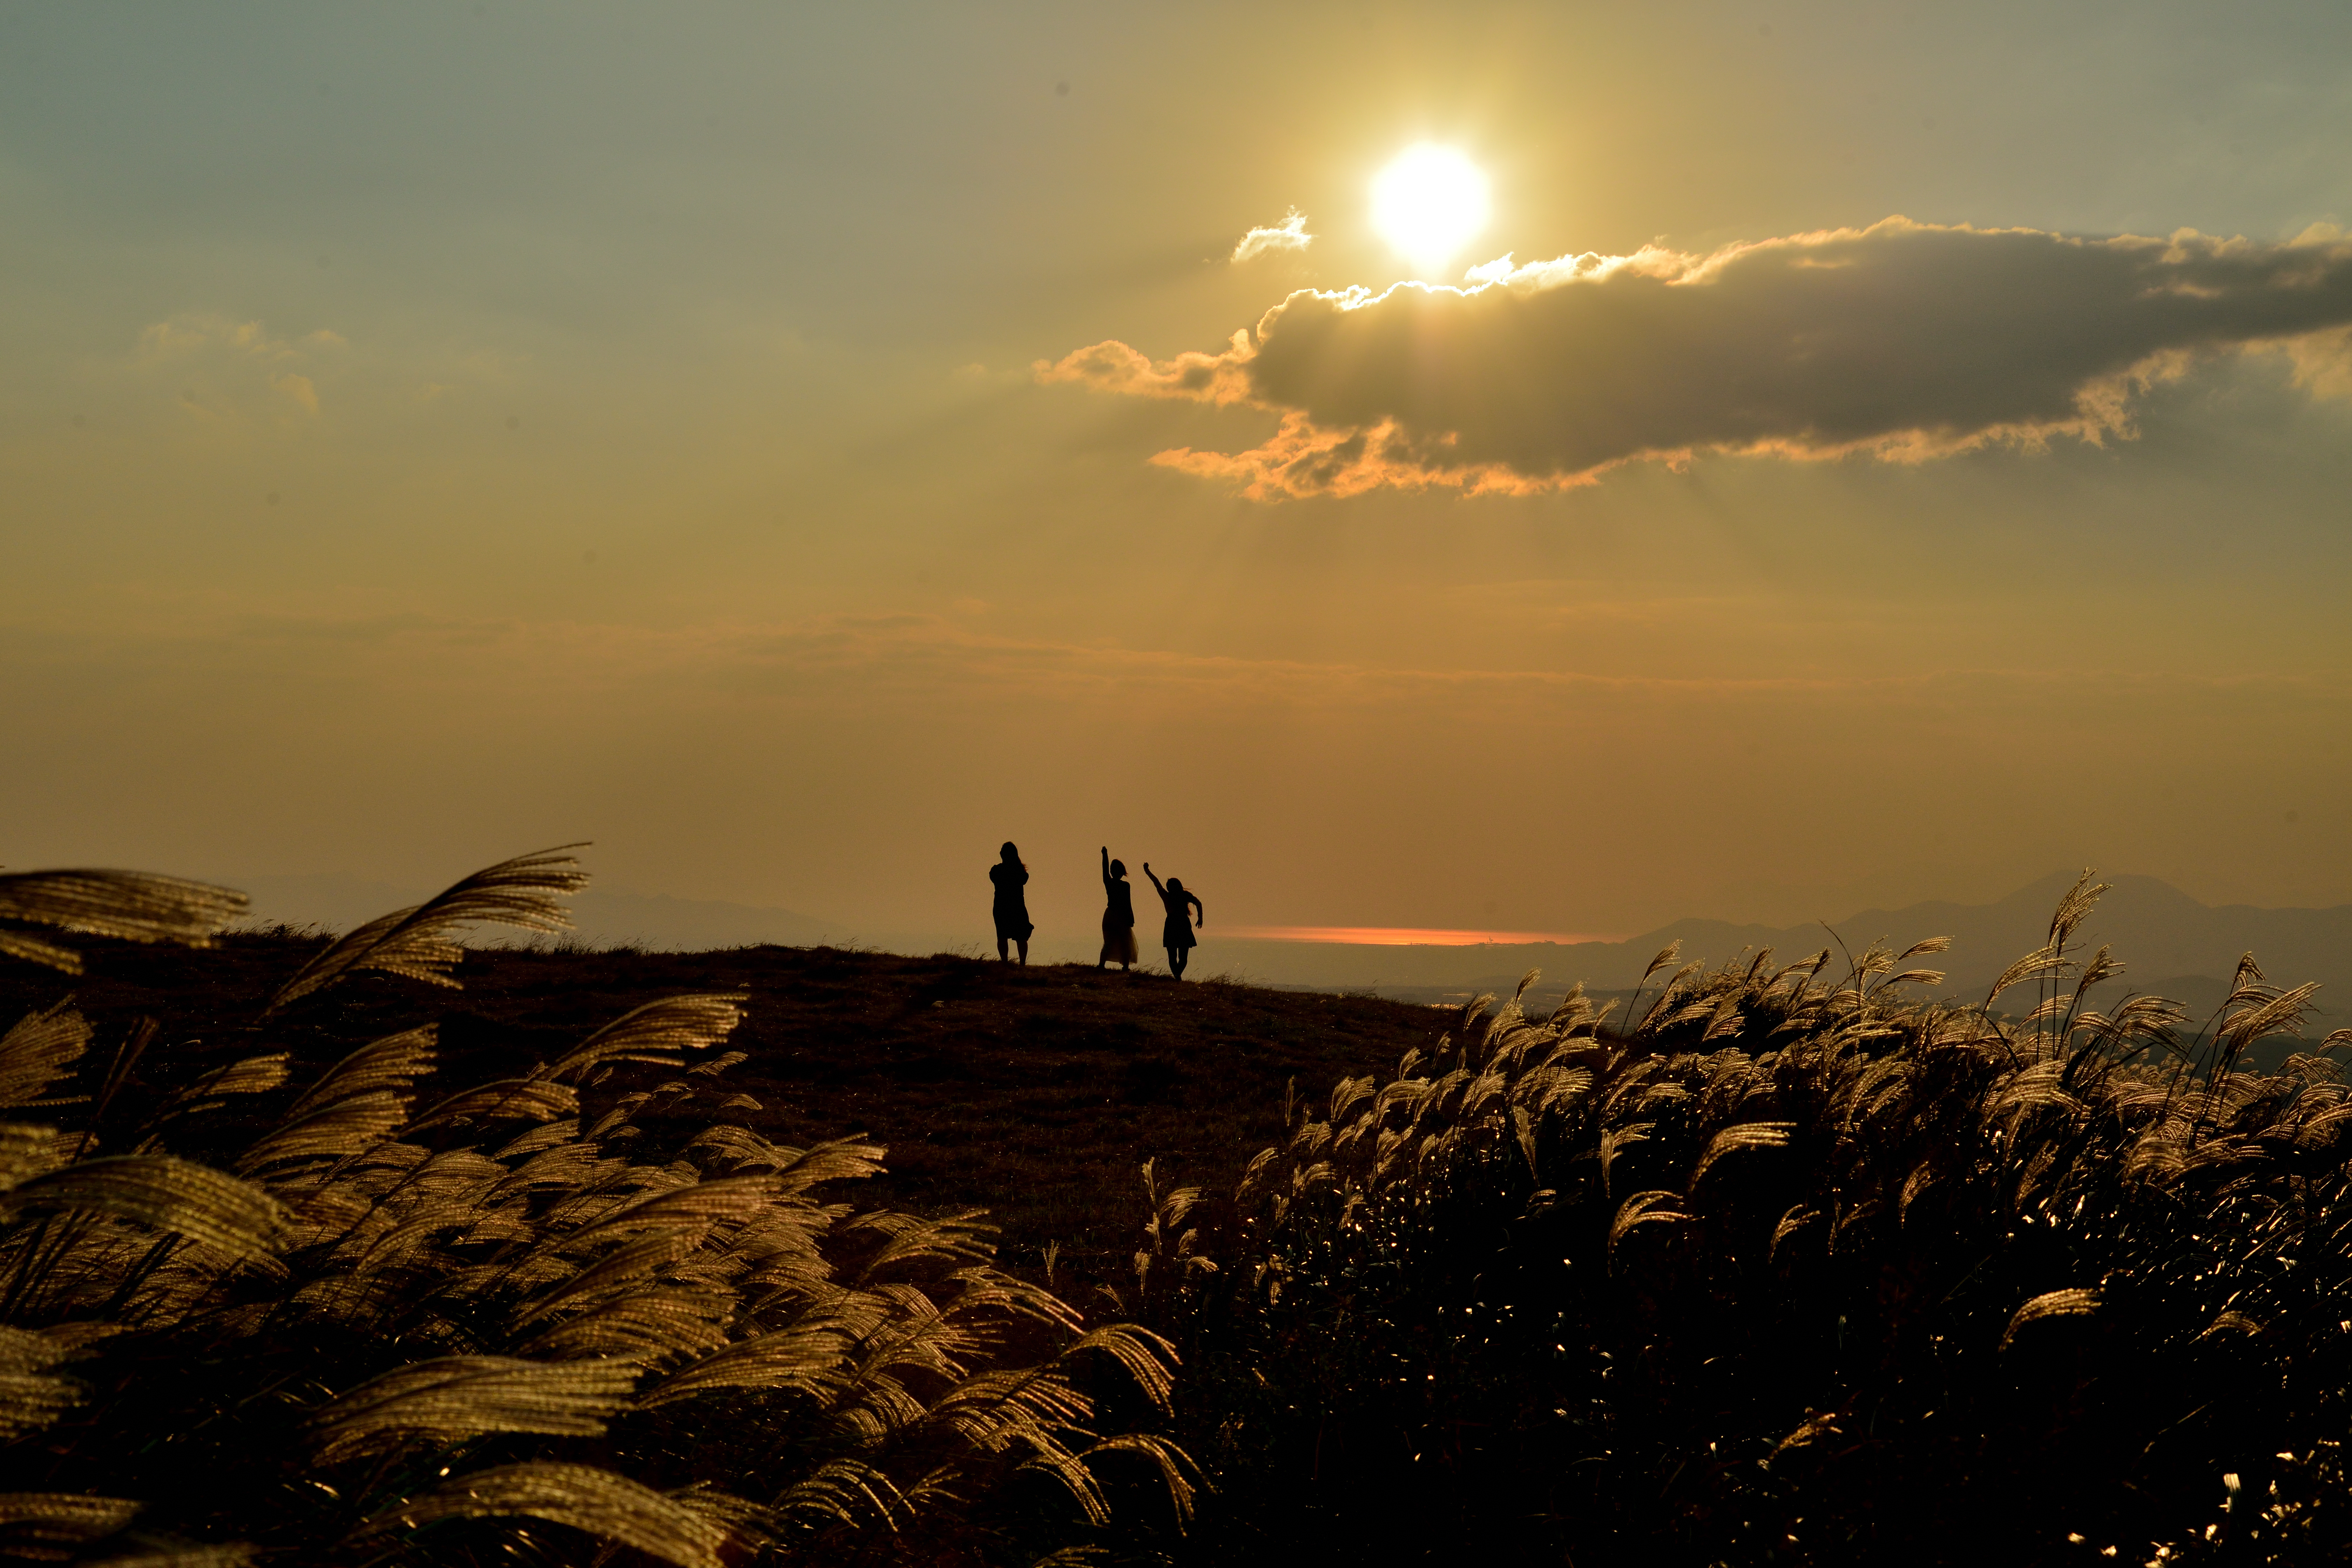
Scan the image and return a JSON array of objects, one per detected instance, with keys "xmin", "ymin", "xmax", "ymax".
[
  {"xmin": 14, "ymin": 851, "xmax": 2352, "ymax": 1567},
  {"xmin": 1143, "ymin": 873, "xmax": 2352, "ymax": 1566},
  {"xmin": 0, "ymin": 849, "xmax": 1189, "ymax": 1566}
]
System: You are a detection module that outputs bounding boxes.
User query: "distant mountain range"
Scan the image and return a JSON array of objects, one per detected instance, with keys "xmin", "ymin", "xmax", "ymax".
[
  {"xmin": 228, "ymin": 868, "xmax": 2352, "ymax": 1024},
  {"xmin": 1210, "ymin": 871, "xmax": 2352, "ymax": 1023}
]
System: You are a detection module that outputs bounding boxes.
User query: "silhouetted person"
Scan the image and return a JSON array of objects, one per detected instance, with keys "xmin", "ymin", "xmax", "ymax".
[
  {"xmin": 1143, "ymin": 863, "xmax": 1203, "ymax": 979},
  {"xmin": 990, "ymin": 841, "xmax": 1031, "ymax": 964},
  {"xmin": 1099, "ymin": 847, "xmax": 1137, "ymax": 971}
]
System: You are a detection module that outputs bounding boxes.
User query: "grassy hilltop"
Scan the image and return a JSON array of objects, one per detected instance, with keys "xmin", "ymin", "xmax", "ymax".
[
  {"xmin": 5, "ymin": 856, "xmax": 2352, "ymax": 1567},
  {"xmin": 0, "ymin": 934, "xmax": 1444, "ymax": 1287}
]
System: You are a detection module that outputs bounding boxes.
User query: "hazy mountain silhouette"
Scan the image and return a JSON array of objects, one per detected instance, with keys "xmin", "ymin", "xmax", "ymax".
[
  {"xmin": 1605, "ymin": 871, "xmax": 2303, "ymax": 989},
  {"xmin": 1212, "ymin": 871, "xmax": 2352, "ymax": 1022}
]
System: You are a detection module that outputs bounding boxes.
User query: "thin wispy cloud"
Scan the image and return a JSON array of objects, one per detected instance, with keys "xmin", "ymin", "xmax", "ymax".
[
  {"xmin": 135, "ymin": 312, "xmax": 344, "ymax": 423},
  {"xmin": 1229, "ymin": 208, "xmax": 1312, "ymax": 263},
  {"xmin": 1043, "ymin": 217, "xmax": 2352, "ymax": 499},
  {"xmin": 53, "ymin": 609, "xmax": 2341, "ymax": 716}
]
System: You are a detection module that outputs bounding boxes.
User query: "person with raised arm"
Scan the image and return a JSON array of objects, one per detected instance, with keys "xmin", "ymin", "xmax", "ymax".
[
  {"xmin": 1143, "ymin": 862, "xmax": 1204, "ymax": 980},
  {"xmin": 989, "ymin": 841, "xmax": 1031, "ymax": 965},
  {"xmin": 1098, "ymin": 847, "xmax": 1138, "ymax": 972}
]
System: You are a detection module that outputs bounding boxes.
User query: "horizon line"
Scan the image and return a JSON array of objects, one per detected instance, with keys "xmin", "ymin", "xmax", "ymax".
[{"xmin": 1225, "ymin": 925, "xmax": 1627, "ymax": 947}]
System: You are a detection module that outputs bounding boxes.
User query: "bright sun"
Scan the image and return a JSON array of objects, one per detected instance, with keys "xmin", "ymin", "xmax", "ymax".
[{"xmin": 1371, "ymin": 144, "xmax": 1491, "ymax": 278}]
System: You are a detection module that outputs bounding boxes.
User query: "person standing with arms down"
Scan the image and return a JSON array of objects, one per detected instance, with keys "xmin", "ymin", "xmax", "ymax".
[
  {"xmin": 1098, "ymin": 847, "xmax": 1138, "ymax": 971},
  {"xmin": 1143, "ymin": 863, "xmax": 1204, "ymax": 980},
  {"xmin": 989, "ymin": 842, "xmax": 1032, "ymax": 965}
]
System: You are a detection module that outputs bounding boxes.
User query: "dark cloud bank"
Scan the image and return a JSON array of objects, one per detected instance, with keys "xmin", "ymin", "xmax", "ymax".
[{"xmin": 1041, "ymin": 218, "xmax": 2352, "ymax": 498}]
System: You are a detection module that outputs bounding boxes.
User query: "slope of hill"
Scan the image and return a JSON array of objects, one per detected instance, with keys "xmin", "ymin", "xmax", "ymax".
[{"xmin": 1, "ymin": 933, "xmax": 1446, "ymax": 1280}]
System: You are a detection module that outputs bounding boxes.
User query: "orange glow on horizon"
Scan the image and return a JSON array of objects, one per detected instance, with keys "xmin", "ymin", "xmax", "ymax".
[{"xmin": 1227, "ymin": 925, "xmax": 1620, "ymax": 947}]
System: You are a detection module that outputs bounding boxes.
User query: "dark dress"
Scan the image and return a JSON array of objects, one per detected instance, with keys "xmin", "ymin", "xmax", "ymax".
[
  {"xmin": 1100, "ymin": 878, "xmax": 1138, "ymax": 964},
  {"xmin": 1156, "ymin": 884, "xmax": 1197, "ymax": 951},
  {"xmin": 990, "ymin": 862, "xmax": 1032, "ymax": 941}
]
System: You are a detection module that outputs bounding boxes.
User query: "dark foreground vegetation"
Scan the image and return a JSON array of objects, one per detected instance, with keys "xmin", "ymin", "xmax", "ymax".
[{"xmin": 1, "ymin": 854, "xmax": 2350, "ymax": 1566}]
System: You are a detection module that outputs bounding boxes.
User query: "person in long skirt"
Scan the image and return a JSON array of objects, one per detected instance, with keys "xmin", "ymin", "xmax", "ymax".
[
  {"xmin": 990, "ymin": 841, "xmax": 1032, "ymax": 964},
  {"xmin": 1099, "ymin": 847, "xmax": 1138, "ymax": 971},
  {"xmin": 1143, "ymin": 863, "xmax": 1203, "ymax": 980}
]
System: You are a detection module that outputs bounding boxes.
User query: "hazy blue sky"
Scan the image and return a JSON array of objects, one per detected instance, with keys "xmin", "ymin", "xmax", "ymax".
[{"xmin": 5, "ymin": 1, "xmax": 2351, "ymax": 939}]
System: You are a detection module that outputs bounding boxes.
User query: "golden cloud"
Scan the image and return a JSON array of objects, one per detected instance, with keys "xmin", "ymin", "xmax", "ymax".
[
  {"xmin": 1040, "ymin": 217, "xmax": 2352, "ymax": 499},
  {"xmin": 1230, "ymin": 208, "xmax": 1313, "ymax": 263}
]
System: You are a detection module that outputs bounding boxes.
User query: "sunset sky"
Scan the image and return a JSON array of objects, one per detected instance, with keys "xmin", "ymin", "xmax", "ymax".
[{"xmin": 6, "ymin": 1, "xmax": 2352, "ymax": 945}]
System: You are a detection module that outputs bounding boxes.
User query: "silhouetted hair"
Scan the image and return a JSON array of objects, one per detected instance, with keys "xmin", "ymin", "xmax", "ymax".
[
  {"xmin": 1167, "ymin": 877, "xmax": 1185, "ymax": 894},
  {"xmin": 1001, "ymin": 842, "xmax": 1021, "ymax": 862},
  {"xmin": 1110, "ymin": 859, "xmax": 1126, "ymax": 878}
]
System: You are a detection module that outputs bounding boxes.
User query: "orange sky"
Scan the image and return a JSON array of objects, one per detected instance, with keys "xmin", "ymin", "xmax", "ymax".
[{"xmin": 5, "ymin": 1, "xmax": 2352, "ymax": 942}]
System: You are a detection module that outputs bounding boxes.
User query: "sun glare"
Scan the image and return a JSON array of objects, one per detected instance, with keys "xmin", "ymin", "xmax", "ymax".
[{"xmin": 1371, "ymin": 144, "xmax": 1491, "ymax": 278}]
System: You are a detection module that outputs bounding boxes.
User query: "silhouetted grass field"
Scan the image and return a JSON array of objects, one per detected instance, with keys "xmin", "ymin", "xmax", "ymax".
[{"xmin": 5, "ymin": 854, "xmax": 2352, "ymax": 1566}]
